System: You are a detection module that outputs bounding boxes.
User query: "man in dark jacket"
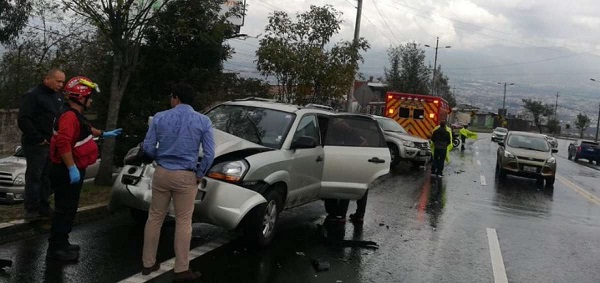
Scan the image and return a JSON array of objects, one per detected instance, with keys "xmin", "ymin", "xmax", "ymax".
[
  {"xmin": 430, "ymin": 121, "xmax": 451, "ymax": 177},
  {"xmin": 17, "ymin": 69, "xmax": 65, "ymax": 220}
]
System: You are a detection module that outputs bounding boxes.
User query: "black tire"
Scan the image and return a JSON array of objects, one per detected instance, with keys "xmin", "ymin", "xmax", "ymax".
[
  {"xmin": 567, "ymin": 154, "xmax": 572, "ymax": 160},
  {"xmin": 589, "ymin": 159, "xmax": 594, "ymax": 164},
  {"xmin": 243, "ymin": 189, "xmax": 282, "ymax": 247},
  {"xmin": 574, "ymin": 155, "xmax": 579, "ymax": 162},
  {"xmin": 411, "ymin": 161, "xmax": 426, "ymax": 168},
  {"xmin": 536, "ymin": 177, "xmax": 544, "ymax": 186},
  {"xmin": 130, "ymin": 208, "xmax": 148, "ymax": 226},
  {"xmin": 388, "ymin": 144, "xmax": 401, "ymax": 168},
  {"xmin": 498, "ymin": 166, "xmax": 507, "ymax": 182},
  {"xmin": 546, "ymin": 176, "xmax": 555, "ymax": 187},
  {"xmin": 452, "ymin": 138, "xmax": 461, "ymax": 148}
]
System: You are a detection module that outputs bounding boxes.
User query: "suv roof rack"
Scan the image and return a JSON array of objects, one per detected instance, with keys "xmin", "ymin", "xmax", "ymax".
[{"xmin": 304, "ymin": 103, "xmax": 334, "ymax": 111}]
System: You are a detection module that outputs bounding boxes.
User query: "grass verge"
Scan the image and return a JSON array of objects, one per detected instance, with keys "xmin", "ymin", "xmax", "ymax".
[{"xmin": 0, "ymin": 183, "xmax": 111, "ymax": 223}]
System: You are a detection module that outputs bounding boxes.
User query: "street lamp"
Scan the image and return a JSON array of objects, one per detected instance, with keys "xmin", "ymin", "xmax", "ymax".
[
  {"xmin": 497, "ymin": 82, "xmax": 515, "ymax": 115},
  {"xmin": 589, "ymin": 78, "xmax": 600, "ymax": 142},
  {"xmin": 424, "ymin": 37, "xmax": 451, "ymax": 97}
]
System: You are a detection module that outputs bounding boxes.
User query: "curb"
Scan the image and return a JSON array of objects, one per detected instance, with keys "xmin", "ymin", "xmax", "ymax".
[{"xmin": 0, "ymin": 203, "xmax": 109, "ymax": 245}]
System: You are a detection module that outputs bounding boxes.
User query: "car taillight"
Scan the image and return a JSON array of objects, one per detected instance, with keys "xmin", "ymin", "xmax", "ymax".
[{"xmin": 577, "ymin": 146, "xmax": 582, "ymax": 152}]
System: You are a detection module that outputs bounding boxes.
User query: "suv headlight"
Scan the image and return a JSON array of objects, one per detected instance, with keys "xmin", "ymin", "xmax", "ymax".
[
  {"xmin": 504, "ymin": 151, "xmax": 515, "ymax": 159},
  {"xmin": 546, "ymin": 157, "xmax": 556, "ymax": 164},
  {"xmin": 401, "ymin": 140, "xmax": 415, "ymax": 147},
  {"xmin": 208, "ymin": 160, "xmax": 249, "ymax": 183},
  {"xmin": 13, "ymin": 173, "xmax": 25, "ymax": 185}
]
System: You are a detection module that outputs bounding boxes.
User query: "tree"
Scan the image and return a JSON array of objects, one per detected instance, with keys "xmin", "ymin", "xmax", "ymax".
[
  {"xmin": 522, "ymin": 99, "xmax": 553, "ymax": 133},
  {"xmin": 0, "ymin": 0, "xmax": 108, "ymax": 109},
  {"xmin": 110, "ymin": 0, "xmax": 243, "ymax": 165},
  {"xmin": 432, "ymin": 65, "xmax": 456, "ymax": 108},
  {"xmin": 574, "ymin": 112, "xmax": 591, "ymax": 138},
  {"xmin": 63, "ymin": 0, "xmax": 175, "ymax": 185},
  {"xmin": 256, "ymin": 5, "xmax": 369, "ymax": 104},
  {"xmin": 546, "ymin": 117, "xmax": 560, "ymax": 135},
  {"xmin": 384, "ymin": 43, "xmax": 430, "ymax": 95},
  {"xmin": 0, "ymin": 0, "xmax": 31, "ymax": 43}
]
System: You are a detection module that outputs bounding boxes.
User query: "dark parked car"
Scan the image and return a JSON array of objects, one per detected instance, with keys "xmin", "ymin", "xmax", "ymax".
[{"xmin": 568, "ymin": 140, "xmax": 600, "ymax": 164}]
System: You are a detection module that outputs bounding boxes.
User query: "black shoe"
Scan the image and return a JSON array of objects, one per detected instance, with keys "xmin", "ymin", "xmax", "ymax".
[
  {"xmin": 142, "ymin": 262, "xmax": 160, "ymax": 275},
  {"xmin": 46, "ymin": 249, "xmax": 79, "ymax": 262},
  {"xmin": 67, "ymin": 243, "xmax": 80, "ymax": 252}
]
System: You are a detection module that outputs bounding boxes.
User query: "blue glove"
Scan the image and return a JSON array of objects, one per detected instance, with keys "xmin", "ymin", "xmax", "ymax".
[
  {"xmin": 102, "ymin": 128, "xmax": 123, "ymax": 138},
  {"xmin": 68, "ymin": 165, "xmax": 81, "ymax": 184}
]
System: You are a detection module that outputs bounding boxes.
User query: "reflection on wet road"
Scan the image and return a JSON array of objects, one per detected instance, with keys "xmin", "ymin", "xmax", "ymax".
[{"xmin": 1, "ymin": 134, "xmax": 599, "ymax": 282}]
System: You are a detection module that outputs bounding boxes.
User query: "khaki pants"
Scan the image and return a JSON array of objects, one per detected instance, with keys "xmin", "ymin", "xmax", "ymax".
[{"xmin": 142, "ymin": 166, "xmax": 197, "ymax": 272}]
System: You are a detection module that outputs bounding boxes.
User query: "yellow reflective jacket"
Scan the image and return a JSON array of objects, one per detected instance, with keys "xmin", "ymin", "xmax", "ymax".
[{"xmin": 459, "ymin": 128, "xmax": 478, "ymax": 140}]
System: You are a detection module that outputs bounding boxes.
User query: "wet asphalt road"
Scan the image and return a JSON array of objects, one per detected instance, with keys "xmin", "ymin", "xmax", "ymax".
[{"xmin": 1, "ymin": 133, "xmax": 599, "ymax": 283}]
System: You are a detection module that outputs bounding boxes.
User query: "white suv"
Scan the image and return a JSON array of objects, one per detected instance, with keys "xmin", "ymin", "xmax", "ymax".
[{"xmin": 109, "ymin": 99, "xmax": 390, "ymax": 246}]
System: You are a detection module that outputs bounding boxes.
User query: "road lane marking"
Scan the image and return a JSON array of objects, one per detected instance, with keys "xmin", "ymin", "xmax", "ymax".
[
  {"xmin": 480, "ymin": 175, "xmax": 487, "ymax": 186},
  {"xmin": 119, "ymin": 234, "xmax": 236, "ymax": 283},
  {"xmin": 487, "ymin": 228, "xmax": 509, "ymax": 283},
  {"xmin": 556, "ymin": 175, "xmax": 600, "ymax": 205},
  {"xmin": 477, "ymin": 160, "xmax": 482, "ymax": 166}
]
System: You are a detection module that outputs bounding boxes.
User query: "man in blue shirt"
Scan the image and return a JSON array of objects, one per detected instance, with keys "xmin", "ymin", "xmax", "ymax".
[{"xmin": 141, "ymin": 84, "xmax": 215, "ymax": 282}]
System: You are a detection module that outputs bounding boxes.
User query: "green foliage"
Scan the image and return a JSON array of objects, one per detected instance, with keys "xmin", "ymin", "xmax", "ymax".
[
  {"xmin": 522, "ymin": 99, "xmax": 553, "ymax": 133},
  {"xmin": 546, "ymin": 117, "xmax": 560, "ymax": 134},
  {"xmin": 0, "ymin": 0, "xmax": 109, "ymax": 109},
  {"xmin": 384, "ymin": 43, "xmax": 430, "ymax": 95},
  {"xmin": 0, "ymin": 0, "xmax": 31, "ymax": 43},
  {"xmin": 256, "ymin": 5, "xmax": 369, "ymax": 104},
  {"xmin": 574, "ymin": 112, "xmax": 591, "ymax": 138}
]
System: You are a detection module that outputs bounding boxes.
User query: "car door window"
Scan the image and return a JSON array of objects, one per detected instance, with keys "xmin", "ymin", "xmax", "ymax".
[
  {"xmin": 292, "ymin": 115, "xmax": 321, "ymax": 144},
  {"xmin": 324, "ymin": 116, "xmax": 385, "ymax": 148}
]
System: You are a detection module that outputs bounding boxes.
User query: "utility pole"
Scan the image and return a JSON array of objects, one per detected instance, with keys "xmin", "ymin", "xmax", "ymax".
[
  {"xmin": 554, "ymin": 92, "xmax": 559, "ymax": 117},
  {"xmin": 346, "ymin": 0, "xmax": 363, "ymax": 113},
  {"xmin": 432, "ymin": 37, "xmax": 439, "ymax": 96}
]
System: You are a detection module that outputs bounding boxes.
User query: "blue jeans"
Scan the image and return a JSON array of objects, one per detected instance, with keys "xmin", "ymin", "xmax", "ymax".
[{"xmin": 23, "ymin": 143, "xmax": 52, "ymax": 213}]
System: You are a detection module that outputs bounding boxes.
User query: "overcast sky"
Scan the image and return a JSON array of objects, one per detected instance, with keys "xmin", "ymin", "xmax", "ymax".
[{"xmin": 225, "ymin": 0, "xmax": 600, "ymax": 98}]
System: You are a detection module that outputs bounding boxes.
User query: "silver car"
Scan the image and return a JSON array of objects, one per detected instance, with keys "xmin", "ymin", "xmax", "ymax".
[
  {"xmin": 491, "ymin": 127, "xmax": 508, "ymax": 142},
  {"xmin": 109, "ymin": 99, "xmax": 390, "ymax": 246},
  {"xmin": 373, "ymin": 116, "xmax": 431, "ymax": 167},
  {"xmin": 0, "ymin": 145, "xmax": 101, "ymax": 203}
]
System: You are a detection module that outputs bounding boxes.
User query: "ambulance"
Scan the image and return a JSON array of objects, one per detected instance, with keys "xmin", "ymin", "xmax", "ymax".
[{"xmin": 384, "ymin": 92, "xmax": 451, "ymax": 139}]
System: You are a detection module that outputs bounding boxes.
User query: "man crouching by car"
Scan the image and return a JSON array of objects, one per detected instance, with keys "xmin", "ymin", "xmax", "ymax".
[{"xmin": 141, "ymin": 84, "xmax": 215, "ymax": 282}]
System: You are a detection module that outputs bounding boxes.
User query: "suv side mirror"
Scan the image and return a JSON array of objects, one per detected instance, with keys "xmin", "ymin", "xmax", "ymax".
[
  {"xmin": 498, "ymin": 142, "xmax": 505, "ymax": 147},
  {"xmin": 291, "ymin": 136, "xmax": 318, "ymax": 150}
]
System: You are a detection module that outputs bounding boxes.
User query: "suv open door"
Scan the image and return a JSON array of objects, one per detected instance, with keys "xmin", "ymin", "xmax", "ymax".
[{"xmin": 319, "ymin": 115, "xmax": 390, "ymax": 199}]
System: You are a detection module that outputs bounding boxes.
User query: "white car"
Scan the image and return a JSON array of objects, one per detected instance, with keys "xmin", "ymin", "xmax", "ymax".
[
  {"xmin": 491, "ymin": 127, "xmax": 508, "ymax": 142},
  {"xmin": 109, "ymin": 99, "xmax": 390, "ymax": 246},
  {"xmin": 0, "ymin": 145, "xmax": 101, "ymax": 203}
]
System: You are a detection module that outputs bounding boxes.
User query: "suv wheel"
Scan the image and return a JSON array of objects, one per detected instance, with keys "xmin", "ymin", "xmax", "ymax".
[
  {"xmin": 574, "ymin": 155, "xmax": 579, "ymax": 162},
  {"xmin": 388, "ymin": 144, "xmax": 400, "ymax": 167},
  {"xmin": 130, "ymin": 208, "xmax": 148, "ymax": 226},
  {"xmin": 244, "ymin": 189, "xmax": 281, "ymax": 247},
  {"xmin": 567, "ymin": 153, "xmax": 572, "ymax": 160}
]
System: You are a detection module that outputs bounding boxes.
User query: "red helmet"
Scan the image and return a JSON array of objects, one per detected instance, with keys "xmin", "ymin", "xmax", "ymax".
[{"xmin": 64, "ymin": 76, "xmax": 100, "ymax": 99}]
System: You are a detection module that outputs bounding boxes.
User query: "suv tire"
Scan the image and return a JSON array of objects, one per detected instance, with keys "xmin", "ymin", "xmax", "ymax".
[
  {"xmin": 388, "ymin": 144, "xmax": 400, "ymax": 168},
  {"xmin": 244, "ymin": 189, "xmax": 281, "ymax": 247},
  {"xmin": 130, "ymin": 208, "xmax": 148, "ymax": 226}
]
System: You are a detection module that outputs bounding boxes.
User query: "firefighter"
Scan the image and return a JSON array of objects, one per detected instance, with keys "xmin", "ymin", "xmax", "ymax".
[
  {"xmin": 46, "ymin": 76, "xmax": 122, "ymax": 261},
  {"xmin": 459, "ymin": 124, "xmax": 478, "ymax": 151},
  {"xmin": 430, "ymin": 121, "xmax": 452, "ymax": 177}
]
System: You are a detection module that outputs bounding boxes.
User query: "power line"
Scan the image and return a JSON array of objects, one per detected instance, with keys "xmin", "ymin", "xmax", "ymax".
[
  {"xmin": 344, "ymin": 0, "xmax": 395, "ymax": 45},
  {"xmin": 371, "ymin": 0, "xmax": 400, "ymax": 45}
]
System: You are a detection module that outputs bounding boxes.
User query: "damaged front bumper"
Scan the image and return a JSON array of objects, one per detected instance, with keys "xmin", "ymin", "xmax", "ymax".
[{"xmin": 109, "ymin": 165, "xmax": 267, "ymax": 230}]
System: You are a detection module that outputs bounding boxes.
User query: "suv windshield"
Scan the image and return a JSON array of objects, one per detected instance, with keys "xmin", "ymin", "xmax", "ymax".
[
  {"xmin": 495, "ymin": 128, "xmax": 508, "ymax": 133},
  {"xmin": 206, "ymin": 105, "xmax": 296, "ymax": 149},
  {"xmin": 376, "ymin": 118, "xmax": 407, "ymax": 134},
  {"xmin": 507, "ymin": 134, "xmax": 550, "ymax": 152}
]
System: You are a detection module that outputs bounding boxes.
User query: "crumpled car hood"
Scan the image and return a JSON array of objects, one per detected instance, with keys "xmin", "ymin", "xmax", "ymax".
[
  {"xmin": 385, "ymin": 131, "xmax": 429, "ymax": 143},
  {"xmin": 212, "ymin": 129, "xmax": 268, "ymax": 157}
]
